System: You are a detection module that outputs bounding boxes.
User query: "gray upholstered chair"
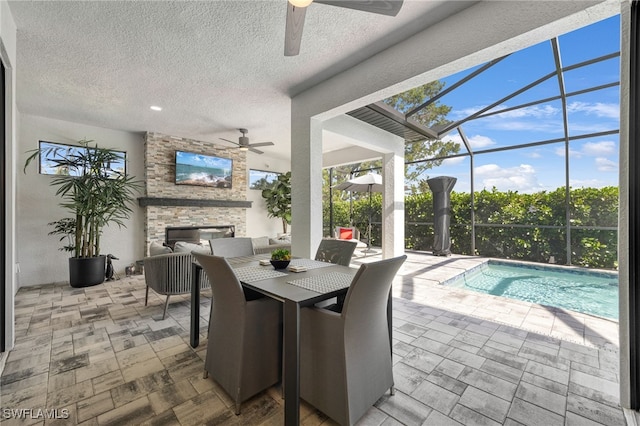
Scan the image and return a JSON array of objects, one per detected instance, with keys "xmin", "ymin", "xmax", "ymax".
[
  {"xmin": 209, "ymin": 237, "xmax": 255, "ymax": 257},
  {"xmin": 192, "ymin": 252, "xmax": 282, "ymax": 415},
  {"xmin": 312, "ymin": 238, "xmax": 358, "ymax": 309},
  {"xmin": 314, "ymin": 239, "xmax": 357, "ymax": 267},
  {"xmin": 143, "ymin": 252, "xmax": 211, "ymax": 319},
  {"xmin": 300, "ymin": 255, "xmax": 407, "ymax": 425}
]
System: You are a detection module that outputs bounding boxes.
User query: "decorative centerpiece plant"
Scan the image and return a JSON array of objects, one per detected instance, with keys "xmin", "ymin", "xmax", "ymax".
[
  {"xmin": 270, "ymin": 248, "xmax": 291, "ymax": 270},
  {"xmin": 24, "ymin": 139, "xmax": 141, "ymax": 287},
  {"xmin": 270, "ymin": 248, "xmax": 291, "ymax": 261},
  {"xmin": 261, "ymin": 171, "xmax": 291, "ymax": 234}
]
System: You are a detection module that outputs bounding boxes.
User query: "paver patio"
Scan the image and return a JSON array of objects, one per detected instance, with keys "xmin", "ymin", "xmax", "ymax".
[{"xmin": 0, "ymin": 251, "xmax": 626, "ymax": 425}]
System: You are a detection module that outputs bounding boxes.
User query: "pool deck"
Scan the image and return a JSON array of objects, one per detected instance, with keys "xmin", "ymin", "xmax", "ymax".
[
  {"xmin": 2, "ymin": 249, "xmax": 628, "ymax": 425},
  {"xmin": 353, "ymin": 250, "xmax": 619, "ymax": 351}
]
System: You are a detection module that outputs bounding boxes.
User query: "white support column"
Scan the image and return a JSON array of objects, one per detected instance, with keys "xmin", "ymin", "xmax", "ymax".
[
  {"xmin": 322, "ymin": 115, "xmax": 404, "ymax": 257},
  {"xmin": 291, "ymin": 116, "xmax": 323, "ymax": 259},
  {"xmin": 382, "ymin": 150, "xmax": 404, "ymax": 259}
]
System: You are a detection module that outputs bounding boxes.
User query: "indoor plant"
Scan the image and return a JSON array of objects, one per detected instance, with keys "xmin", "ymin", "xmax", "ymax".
[
  {"xmin": 261, "ymin": 171, "xmax": 291, "ymax": 234},
  {"xmin": 24, "ymin": 139, "xmax": 140, "ymax": 287},
  {"xmin": 270, "ymin": 248, "xmax": 291, "ymax": 269}
]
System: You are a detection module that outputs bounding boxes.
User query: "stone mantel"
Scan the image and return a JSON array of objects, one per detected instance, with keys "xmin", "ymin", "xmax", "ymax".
[{"xmin": 138, "ymin": 197, "xmax": 252, "ymax": 208}]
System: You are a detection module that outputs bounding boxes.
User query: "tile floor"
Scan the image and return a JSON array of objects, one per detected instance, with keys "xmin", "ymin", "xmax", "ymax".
[{"xmin": 0, "ymin": 251, "xmax": 628, "ymax": 425}]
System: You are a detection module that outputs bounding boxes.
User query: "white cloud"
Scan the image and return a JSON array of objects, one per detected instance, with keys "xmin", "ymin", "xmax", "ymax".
[
  {"xmin": 567, "ymin": 122, "xmax": 619, "ymax": 133},
  {"xmin": 441, "ymin": 134, "xmax": 462, "ymax": 144},
  {"xmin": 525, "ymin": 152, "xmax": 543, "ymax": 159},
  {"xmin": 441, "ymin": 156, "xmax": 466, "ymax": 166},
  {"xmin": 567, "ymin": 101, "xmax": 619, "ymax": 119},
  {"xmin": 449, "ymin": 101, "xmax": 618, "ymax": 135},
  {"xmin": 444, "ymin": 133, "xmax": 497, "ymax": 149},
  {"xmin": 581, "ymin": 141, "xmax": 616, "ymax": 156},
  {"xmin": 554, "ymin": 141, "xmax": 617, "ymax": 159},
  {"xmin": 595, "ymin": 157, "xmax": 618, "ymax": 172},
  {"xmin": 493, "ymin": 104, "xmax": 560, "ymax": 119},
  {"xmin": 554, "ymin": 146, "xmax": 582, "ymax": 158},
  {"xmin": 450, "ymin": 106, "xmax": 485, "ymax": 120},
  {"xmin": 482, "ymin": 105, "xmax": 563, "ymax": 132},
  {"xmin": 468, "ymin": 135, "xmax": 496, "ymax": 149},
  {"xmin": 569, "ymin": 178, "xmax": 611, "ymax": 188},
  {"xmin": 474, "ymin": 163, "xmax": 544, "ymax": 193},
  {"xmin": 453, "ymin": 104, "xmax": 560, "ymax": 120}
]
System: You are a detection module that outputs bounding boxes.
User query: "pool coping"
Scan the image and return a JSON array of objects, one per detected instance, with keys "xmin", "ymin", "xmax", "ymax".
[{"xmin": 441, "ymin": 257, "xmax": 618, "ymax": 285}]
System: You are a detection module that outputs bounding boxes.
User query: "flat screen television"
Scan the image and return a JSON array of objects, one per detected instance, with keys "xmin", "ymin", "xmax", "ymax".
[{"xmin": 175, "ymin": 150, "xmax": 233, "ymax": 188}]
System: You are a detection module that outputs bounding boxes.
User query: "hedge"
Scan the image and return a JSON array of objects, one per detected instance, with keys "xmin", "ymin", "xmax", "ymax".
[{"xmin": 323, "ymin": 186, "xmax": 618, "ymax": 270}]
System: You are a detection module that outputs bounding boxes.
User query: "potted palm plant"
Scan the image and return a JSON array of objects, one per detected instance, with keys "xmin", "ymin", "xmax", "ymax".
[{"xmin": 24, "ymin": 139, "xmax": 140, "ymax": 287}]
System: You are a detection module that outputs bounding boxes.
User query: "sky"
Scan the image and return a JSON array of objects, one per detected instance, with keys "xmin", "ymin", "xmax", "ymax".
[{"xmin": 415, "ymin": 15, "xmax": 620, "ymax": 194}]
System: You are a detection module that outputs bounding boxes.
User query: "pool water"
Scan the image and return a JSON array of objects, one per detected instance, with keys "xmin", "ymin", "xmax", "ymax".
[{"xmin": 445, "ymin": 260, "xmax": 619, "ymax": 320}]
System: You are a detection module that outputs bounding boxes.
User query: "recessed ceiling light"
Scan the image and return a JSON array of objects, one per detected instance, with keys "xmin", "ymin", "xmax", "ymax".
[{"xmin": 150, "ymin": 105, "xmax": 162, "ymax": 111}]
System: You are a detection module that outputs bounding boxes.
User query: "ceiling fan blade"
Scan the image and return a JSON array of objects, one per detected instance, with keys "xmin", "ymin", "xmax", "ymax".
[
  {"xmin": 284, "ymin": 2, "xmax": 306, "ymax": 56},
  {"xmin": 249, "ymin": 147, "xmax": 264, "ymax": 154},
  {"xmin": 219, "ymin": 137, "xmax": 239, "ymax": 146},
  {"xmin": 248, "ymin": 142, "xmax": 275, "ymax": 148},
  {"xmin": 314, "ymin": 0, "xmax": 403, "ymax": 16}
]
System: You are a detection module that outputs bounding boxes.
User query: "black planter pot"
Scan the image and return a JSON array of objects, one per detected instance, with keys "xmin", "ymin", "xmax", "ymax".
[
  {"xmin": 270, "ymin": 260, "xmax": 290, "ymax": 270},
  {"xmin": 69, "ymin": 255, "xmax": 106, "ymax": 288}
]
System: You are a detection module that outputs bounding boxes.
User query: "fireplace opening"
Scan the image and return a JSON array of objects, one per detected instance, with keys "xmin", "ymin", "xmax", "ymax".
[{"xmin": 165, "ymin": 225, "xmax": 235, "ymax": 249}]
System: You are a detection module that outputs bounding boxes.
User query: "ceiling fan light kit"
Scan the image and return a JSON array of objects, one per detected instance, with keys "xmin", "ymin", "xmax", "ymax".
[
  {"xmin": 289, "ymin": 0, "xmax": 313, "ymax": 8},
  {"xmin": 219, "ymin": 128, "xmax": 275, "ymax": 155},
  {"xmin": 284, "ymin": 0, "xmax": 404, "ymax": 56}
]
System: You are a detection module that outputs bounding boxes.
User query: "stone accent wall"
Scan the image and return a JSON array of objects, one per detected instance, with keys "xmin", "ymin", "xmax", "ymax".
[{"xmin": 143, "ymin": 132, "xmax": 248, "ymax": 253}]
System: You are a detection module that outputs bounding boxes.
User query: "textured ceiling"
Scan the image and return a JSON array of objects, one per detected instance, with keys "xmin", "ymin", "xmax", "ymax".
[{"xmin": 7, "ymin": 0, "xmax": 477, "ymax": 159}]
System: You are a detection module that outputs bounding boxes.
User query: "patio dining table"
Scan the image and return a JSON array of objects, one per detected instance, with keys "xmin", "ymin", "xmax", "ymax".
[{"xmin": 189, "ymin": 253, "xmax": 392, "ymax": 426}]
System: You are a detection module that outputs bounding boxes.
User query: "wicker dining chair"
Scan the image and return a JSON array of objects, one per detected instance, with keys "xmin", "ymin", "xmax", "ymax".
[{"xmin": 143, "ymin": 251, "xmax": 211, "ymax": 319}]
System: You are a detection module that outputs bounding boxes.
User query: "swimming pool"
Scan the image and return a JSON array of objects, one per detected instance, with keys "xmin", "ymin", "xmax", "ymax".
[{"xmin": 445, "ymin": 260, "xmax": 619, "ymax": 320}]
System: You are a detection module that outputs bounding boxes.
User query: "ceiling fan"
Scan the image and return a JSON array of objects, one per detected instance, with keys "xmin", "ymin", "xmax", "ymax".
[
  {"xmin": 219, "ymin": 128, "xmax": 275, "ymax": 154},
  {"xmin": 284, "ymin": 0, "xmax": 404, "ymax": 56}
]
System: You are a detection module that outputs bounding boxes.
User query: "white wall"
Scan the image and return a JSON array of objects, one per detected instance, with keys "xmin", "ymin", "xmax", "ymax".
[
  {"xmin": 16, "ymin": 114, "xmax": 145, "ymax": 287},
  {"xmin": 2, "ymin": 0, "xmax": 17, "ymax": 352},
  {"xmin": 246, "ymin": 153, "xmax": 290, "ymax": 238},
  {"xmin": 618, "ymin": 0, "xmax": 631, "ymax": 411}
]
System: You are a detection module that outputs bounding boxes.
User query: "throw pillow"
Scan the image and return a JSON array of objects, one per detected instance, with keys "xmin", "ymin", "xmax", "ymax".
[
  {"xmin": 269, "ymin": 237, "xmax": 291, "ymax": 245},
  {"xmin": 339, "ymin": 227, "xmax": 353, "ymax": 240},
  {"xmin": 174, "ymin": 241, "xmax": 211, "ymax": 254},
  {"xmin": 149, "ymin": 241, "xmax": 172, "ymax": 256},
  {"xmin": 252, "ymin": 236, "xmax": 270, "ymax": 248}
]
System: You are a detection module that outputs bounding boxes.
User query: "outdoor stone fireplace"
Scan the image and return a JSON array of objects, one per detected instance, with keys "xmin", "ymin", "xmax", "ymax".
[{"xmin": 140, "ymin": 132, "xmax": 251, "ymax": 254}]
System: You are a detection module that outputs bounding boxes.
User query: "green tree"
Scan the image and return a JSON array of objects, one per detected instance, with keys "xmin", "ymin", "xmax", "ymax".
[
  {"xmin": 385, "ymin": 83, "xmax": 458, "ymax": 168},
  {"xmin": 261, "ymin": 171, "xmax": 292, "ymax": 234},
  {"xmin": 384, "ymin": 82, "xmax": 460, "ymax": 192},
  {"xmin": 324, "ymin": 81, "xmax": 460, "ymax": 229}
]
